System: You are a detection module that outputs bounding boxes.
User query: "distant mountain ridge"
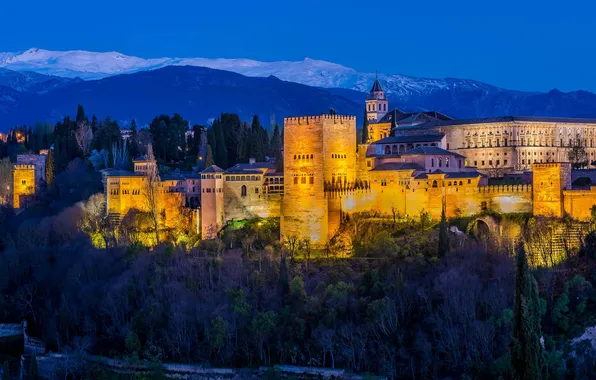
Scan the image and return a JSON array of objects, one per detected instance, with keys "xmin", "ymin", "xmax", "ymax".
[
  {"xmin": 1, "ymin": 48, "xmax": 596, "ymax": 131},
  {"xmin": 0, "ymin": 48, "xmax": 521, "ymax": 98}
]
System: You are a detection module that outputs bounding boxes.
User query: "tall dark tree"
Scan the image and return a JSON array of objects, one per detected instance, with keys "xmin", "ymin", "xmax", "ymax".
[
  {"xmin": 205, "ymin": 144, "xmax": 215, "ymax": 167},
  {"xmin": 438, "ymin": 207, "xmax": 450, "ymax": 257},
  {"xmin": 90, "ymin": 114, "xmax": 99, "ymax": 133},
  {"xmin": 45, "ymin": 149, "xmax": 54, "ymax": 188},
  {"xmin": 211, "ymin": 119, "xmax": 228, "ymax": 168},
  {"xmin": 249, "ymin": 115, "xmax": 268, "ymax": 162},
  {"xmin": 361, "ymin": 107, "xmax": 369, "ymax": 144},
  {"xmin": 2, "ymin": 360, "xmax": 10, "ymax": 380},
  {"xmin": 75, "ymin": 104, "xmax": 87, "ymax": 125},
  {"xmin": 27, "ymin": 356, "xmax": 38, "ymax": 380},
  {"xmin": 270, "ymin": 124, "xmax": 283, "ymax": 171},
  {"xmin": 511, "ymin": 242, "xmax": 544, "ymax": 380}
]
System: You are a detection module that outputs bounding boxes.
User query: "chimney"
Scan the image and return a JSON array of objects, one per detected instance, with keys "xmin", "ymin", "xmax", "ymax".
[{"xmin": 249, "ymin": 158, "xmax": 256, "ymax": 164}]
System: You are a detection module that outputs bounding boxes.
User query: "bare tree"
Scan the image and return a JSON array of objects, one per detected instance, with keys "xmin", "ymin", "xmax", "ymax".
[
  {"xmin": 568, "ymin": 138, "xmax": 589, "ymax": 168},
  {"xmin": 75, "ymin": 122, "xmax": 93, "ymax": 155},
  {"xmin": 144, "ymin": 144, "xmax": 161, "ymax": 245},
  {"xmin": 285, "ymin": 235, "xmax": 299, "ymax": 261},
  {"xmin": 0, "ymin": 158, "xmax": 12, "ymax": 205}
]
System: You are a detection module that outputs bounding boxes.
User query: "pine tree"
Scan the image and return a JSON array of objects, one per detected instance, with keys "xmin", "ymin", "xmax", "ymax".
[
  {"xmin": 205, "ymin": 144, "xmax": 215, "ymax": 167},
  {"xmin": 91, "ymin": 114, "xmax": 98, "ymax": 133},
  {"xmin": 45, "ymin": 149, "xmax": 54, "ymax": 188},
  {"xmin": 511, "ymin": 242, "xmax": 544, "ymax": 380},
  {"xmin": 361, "ymin": 107, "xmax": 369, "ymax": 143},
  {"xmin": 270, "ymin": 124, "xmax": 283, "ymax": 171},
  {"xmin": 438, "ymin": 206, "xmax": 450, "ymax": 257}
]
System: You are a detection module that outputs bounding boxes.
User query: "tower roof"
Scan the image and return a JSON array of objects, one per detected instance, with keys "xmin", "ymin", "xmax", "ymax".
[{"xmin": 370, "ymin": 74, "xmax": 384, "ymax": 93}]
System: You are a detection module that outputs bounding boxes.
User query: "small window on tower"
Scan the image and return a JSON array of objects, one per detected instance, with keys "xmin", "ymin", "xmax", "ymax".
[{"xmin": 301, "ymin": 177, "xmax": 306, "ymax": 184}]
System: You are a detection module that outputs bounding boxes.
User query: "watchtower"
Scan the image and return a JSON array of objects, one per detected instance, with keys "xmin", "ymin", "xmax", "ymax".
[{"xmin": 12, "ymin": 164, "xmax": 35, "ymax": 209}]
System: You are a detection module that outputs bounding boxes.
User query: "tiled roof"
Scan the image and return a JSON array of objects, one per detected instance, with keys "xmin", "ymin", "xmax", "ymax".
[
  {"xmin": 427, "ymin": 115, "xmax": 596, "ymax": 127},
  {"xmin": 445, "ymin": 171, "xmax": 485, "ymax": 179},
  {"xmin": 370, "ymin": 77, "xmax": 383, "ymax": 93},
  {"xmin": 225, "ymin": 169, "xmax": 264, "ymax": 175},
  {"xmin": 370, "ymin": 162, "xmax": 424, "ymax": 172},
  {"xmin": 202, "ymin": 165, "xmax": 224, "ymax": 173},
  {"xmin": 374, "ymin": 134, "xmax": 445, "ymax": 144},
  {"xmin": 401, "ymin": 146, "xmax": 465, "ymax": 158},
  {"xmin": 228, "ymin": 161, "xmax": 277, "ymax": 171}
]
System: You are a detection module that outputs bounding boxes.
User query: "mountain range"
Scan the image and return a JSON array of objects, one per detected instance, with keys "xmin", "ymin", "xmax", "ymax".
[{"xmin": 1, "ymin": 48, "xmax": 596, "ymax": 131}]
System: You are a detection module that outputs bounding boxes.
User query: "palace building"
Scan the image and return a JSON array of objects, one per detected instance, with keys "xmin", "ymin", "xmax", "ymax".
[{"xmin": 366, "ymin": 78, "xmax": 596, "ymax": 176}]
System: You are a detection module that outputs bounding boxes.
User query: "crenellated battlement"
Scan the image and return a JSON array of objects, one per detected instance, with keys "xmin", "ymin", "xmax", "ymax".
[
  {"xmin": 13, "ymin": 164, "xmax": 35, "ymax": 170},
  {"xmin": 284, "ymin": 114, "xmax": 356, "ymax": 125},
  {"xmin": 478, "ymin": 184, "xmax": 532, "ymax": 193},
  {"xmin": 533, "ymin": 163, "xmax": 569, "ymax": 169}
]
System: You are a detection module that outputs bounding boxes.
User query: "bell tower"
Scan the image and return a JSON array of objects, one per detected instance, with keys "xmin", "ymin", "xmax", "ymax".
[{"xmin": 365, "ymin": 73, "xmax": 388, "ymax": 123}]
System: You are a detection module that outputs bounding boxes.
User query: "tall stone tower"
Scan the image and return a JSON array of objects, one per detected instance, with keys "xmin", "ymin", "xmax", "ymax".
[
  {"xmin": 12, "ymin": 164, "xmax": 35, "ymax": 209},
  {"xmin": 365, "ymin": 74, "xmax": 388, "ymax": 123},
  {"xmin": 200, "ymin": 165, "xmax": 225, "ymax": 239},
  {"xmin": 281, "ymin": 114, "xmax": 357, "ymax": 246},
  {"xmin": 533, "ymin": 163, "xmax": 571, "ymax": 217}
]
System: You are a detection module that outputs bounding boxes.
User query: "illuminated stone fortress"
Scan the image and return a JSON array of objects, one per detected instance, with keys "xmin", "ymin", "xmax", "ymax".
[{"xmin": 74, "ymin": 78, "xmax": 596, "ymax": 246}]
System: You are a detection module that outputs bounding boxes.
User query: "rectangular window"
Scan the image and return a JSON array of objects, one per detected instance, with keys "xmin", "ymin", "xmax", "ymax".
[
  {"xmin": 294, "ymin": 177, "xmax": 298, "ymax": 185},
  {"xmin": 458, "ymin": 160, "xmax": 462, "ymax": 169},
  {"xmin": 301, "ymin": 177, "xmax": 306, "ymax": 184},
  {"xmin": 468, "ymin": 179, "xmax": 471, "ymax": 184},
  {"xmin": 496, "ymin": 160, "xmax": 500, "ymax": 166},
  {"xmin": 309, "ymin": 176, "xmax": 314, "ymax": 184},
  {"xmin": 474, "ymin": 161, "xmax": 477, "ymax": 166},
  {"xmin": 481, "ymin": 161, "xmax": 485, "ymax": 166},
  {"xmin": 447, "ymin": 143, "xmax": 450, "ymax": 150},
  {"xmin": 489, "ymin": 160, "xmax": 493, "ymax": 166}
]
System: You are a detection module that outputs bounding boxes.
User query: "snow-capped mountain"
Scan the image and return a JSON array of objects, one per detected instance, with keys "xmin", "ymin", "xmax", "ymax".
[{"xmin": 0, "ymin": 48, "xmax": 503, "ymax": 98}]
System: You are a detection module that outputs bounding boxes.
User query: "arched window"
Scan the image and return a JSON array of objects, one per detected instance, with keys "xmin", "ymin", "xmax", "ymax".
[
  {"xmin": 459, "ymin": 181, "xmax": 463, "ymax": 186},
  {"xmin": 439, "ymin": 158, "xmax": 442, "ymax": 167},
  {"xmin": 392, "ymin": 145, "xmax": 398, "ymax": 154},
  {"xmin": 384, "ymin": 146, "xmax": 391, "ymax": 154},
  {"xmin": 431, "ymin": 158, "xmax": 435, "ymax": 167},
  {"xmin": 241, "ymin": 185, "xmax": 247, "ymax": 197},
  {"xmin": 432, "ymin": 180, "xmax": 438, "ymax": 188}
]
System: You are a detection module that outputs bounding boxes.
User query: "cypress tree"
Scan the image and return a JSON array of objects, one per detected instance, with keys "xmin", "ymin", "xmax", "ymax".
[
  {"xmin": 75, "ymin": 104, "xmax": 86, "ymax": 125},
  {"xmin": 361, "ymin": 107, "xmax": 369, "ymax": 143},
  {"xmin": 511, "ymin": 242, "xmax": 543, "ymax": 380},
  {"xmin": 249, "ymin": 115, "xmax": 264, "ymax": 161},
  {"xmin": 205, "ymin": 144, "xmax": 215, "ymax": 167},
  {"xmin": 212, "ymin": 119, "xmax": 228, "ymax": 168},
  {"xmin": 438, "ymin": 206, "xmax": 450, "ymax": 257},
  {"xmin": 45, "ymin": 149, "xmax": 54, "ymax": 188}
]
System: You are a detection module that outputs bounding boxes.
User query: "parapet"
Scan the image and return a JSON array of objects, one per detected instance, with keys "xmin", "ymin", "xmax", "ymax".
[
  {"xmin": 478, "ymin": 184, "xmax": 532, "ymax": 193},
  {"xmin": 284, "ymin": 115, "xmax": 356, "ymax": 125},
  {"xmin": 13, "ymin": 164, "xmax": 35, "ymax": 170},
  {"xmin": 533, "ymin": 163, "xmax": 571, "ymax": 169}
]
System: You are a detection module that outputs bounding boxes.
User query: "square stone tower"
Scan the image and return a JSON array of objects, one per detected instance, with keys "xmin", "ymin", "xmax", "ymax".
[
  {"xmin": 200, "ymin": 165, "xmax": 225, "ymax": 239},
  {"xmin": 281, "ymin": 114, "xmax": 356, "ymax": 246},
  {"xmin": 533, "ymin": 162, "xmax": 571, "ymax": 217},
  {"xmin": 12, "ymin": 164, "xmax": 35, "ymax": 209}
]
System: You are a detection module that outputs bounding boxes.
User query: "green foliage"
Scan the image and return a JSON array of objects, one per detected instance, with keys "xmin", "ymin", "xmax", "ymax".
[
  {"xmin": 511, "ymin": 243, "xmax": 544, "ymax": 380},
  {"xmin": 125, "ymin": 331, "xmax": 142, "ymax": 356},
  {"xmin": 45, "ymin": 149, "xmax": 55, "ymax": 188},
  {"xmin": 27, "ymin": 356, "xmax": 38, "ymax": 380},
  {"xmin": 552, "ymin": 293, "xmax": 570, "ymax": 331},
  {"xmin": 2, "ymin": 360, "xmax": 9, "ymax": 380},
  {"xmin": 438, "ymin": 207, "xmax": 450, "ymax": 257},
  {"xmin": 205, "ymin": 145, "xmax": 215, "ymax": 167},
  {"xmin": 209, "ymin": 317, "xmax": 228, "ymax": 353}
]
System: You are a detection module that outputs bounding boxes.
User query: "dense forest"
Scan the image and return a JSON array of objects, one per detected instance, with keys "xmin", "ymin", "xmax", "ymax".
[{"xmin": 2, "ymin": 106, "xmax": 596, "ymax": 379}]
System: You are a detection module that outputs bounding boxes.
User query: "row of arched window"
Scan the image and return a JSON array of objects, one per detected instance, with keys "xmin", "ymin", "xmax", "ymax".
[
  {"xmin": 332, "ymin": 154, "xmax": 347, "ymax": 159},
  {"xmin": 367, "ymin": 103, "xmax": 387, "ymax": 112}
]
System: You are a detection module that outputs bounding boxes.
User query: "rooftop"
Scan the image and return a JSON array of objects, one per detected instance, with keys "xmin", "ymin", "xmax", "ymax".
[
  {"xmin": 401, "ymin": 146, "xmax": 465, "ymax": 158},
  {"xmin": 202, "ymin": 165, "xmax": 224, "ymax": 173},
  {"xmin": 374, "ymin": 134, "xmax": 445, "ymax": 144},
  {"xmin": 370, "ymin": 162, "xmax": 424, "ymax": 172}
]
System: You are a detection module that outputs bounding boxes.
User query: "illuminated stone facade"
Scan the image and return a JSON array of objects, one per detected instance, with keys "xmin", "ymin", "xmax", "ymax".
[
  {"xmin": 12, "ymin": 164, "xmax": 35, "ymax": 209},
  {"xmin": 281, "ymin": 115, "xmax": 357, "ymax": 245}
]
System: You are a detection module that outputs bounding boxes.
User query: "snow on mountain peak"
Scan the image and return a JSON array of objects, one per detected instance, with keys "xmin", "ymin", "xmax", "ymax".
[{"xmin": 0, "ymin": 48, "xmax": 498, "ymax": 96}]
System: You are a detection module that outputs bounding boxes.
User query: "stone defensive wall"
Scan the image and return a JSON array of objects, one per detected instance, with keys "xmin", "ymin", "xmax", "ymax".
[{"xmin": 284, "ymin": 115, "xmax": 357, "ymax": 124}]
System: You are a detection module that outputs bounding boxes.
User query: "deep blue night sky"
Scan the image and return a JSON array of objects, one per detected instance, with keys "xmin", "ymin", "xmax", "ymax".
[{"xmin": 1, "ymin": 0, "xmax": 593, "ymax": 92}]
